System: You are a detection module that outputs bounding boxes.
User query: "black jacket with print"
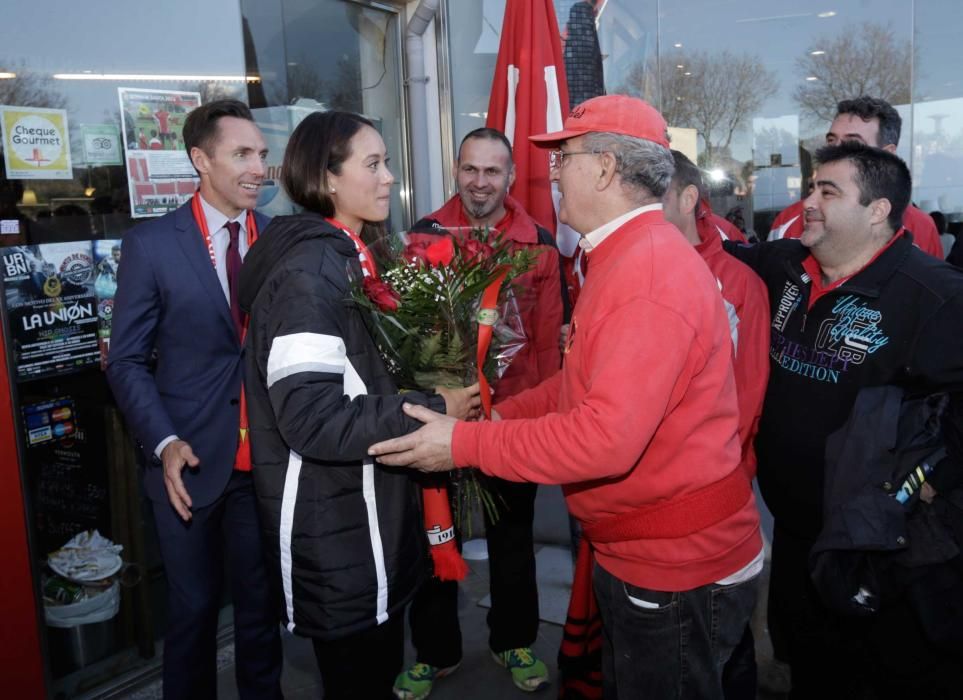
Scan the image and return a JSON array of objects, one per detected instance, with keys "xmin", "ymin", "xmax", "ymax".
[
  {"xmin": 238, "ymin": 212, "xmax": 444, "ymax": 640},
  {"xmin": 727, "ymin": 235, "xmax": 963, "ymax": 539}
]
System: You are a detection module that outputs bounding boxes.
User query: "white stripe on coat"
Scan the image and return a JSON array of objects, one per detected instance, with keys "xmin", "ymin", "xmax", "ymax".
[
  {"xmin": 279, "ymin": 450, "xmax": 303, "ymax": 633},
  {"xmin": 343, "ymin": 357, "xmax": 389, "ymax": 624},
  {"xmin": 267, "ymin": 332, "xmax": 346, "ymax": 388}
]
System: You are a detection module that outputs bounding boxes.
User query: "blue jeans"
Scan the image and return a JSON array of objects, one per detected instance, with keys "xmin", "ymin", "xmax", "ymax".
[{"xmin": 593, "ymin": 562, "xmax": 758, "ymax": 700}]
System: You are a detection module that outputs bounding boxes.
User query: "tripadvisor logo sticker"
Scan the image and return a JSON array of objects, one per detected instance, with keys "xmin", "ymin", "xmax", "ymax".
[{"xmin": 1, "ymin": 106, "xmax": 74, "ymax": 179}]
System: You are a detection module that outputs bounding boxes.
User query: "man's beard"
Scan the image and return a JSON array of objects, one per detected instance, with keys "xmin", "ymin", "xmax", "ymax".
[
  {"xmin": 463, "ymin": 198, "xmax": 498, "ymax": 221},
  {"xmin": 459, "ymin": 186, "xmax": 506, "ymax": 223}
]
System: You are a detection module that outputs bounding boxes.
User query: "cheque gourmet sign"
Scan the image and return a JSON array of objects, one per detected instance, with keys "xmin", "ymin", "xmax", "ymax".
[{"xmin": 0, "ymin": 106, "xmax": 73, "ymax": 179}]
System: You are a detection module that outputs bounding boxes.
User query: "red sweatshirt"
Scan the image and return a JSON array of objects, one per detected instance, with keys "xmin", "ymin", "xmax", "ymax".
[
  {"xmin": 695, "ymin": 216, "xmax": 770, "ymax": 478},
  {"xmin": 452, "ymin": 209, "xmax": 762, "ymax": 591},
  {"xmin": 768, "ymin": 199, "xmax": 943, "ymax": 258}
]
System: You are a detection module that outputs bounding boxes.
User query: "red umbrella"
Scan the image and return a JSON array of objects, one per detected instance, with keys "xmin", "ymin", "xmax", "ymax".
[{"xmin": 486, "ymin": 0, "xmax": 570, "ymax": 233}]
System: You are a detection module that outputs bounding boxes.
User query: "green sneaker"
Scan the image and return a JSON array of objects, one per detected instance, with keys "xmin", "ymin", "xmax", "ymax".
[
  {"xmin": 491, "ymin": 647, "xmax": 550, "ymax": 692},
  {"xmin": 392, "ymin": 661, "xmax": 460, "ymax": 700}
]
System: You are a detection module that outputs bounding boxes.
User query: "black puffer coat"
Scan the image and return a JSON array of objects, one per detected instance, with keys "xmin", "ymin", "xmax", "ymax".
[{"xmin": 239, "ymin": 212, "xmax": 443, "ymax": 640}]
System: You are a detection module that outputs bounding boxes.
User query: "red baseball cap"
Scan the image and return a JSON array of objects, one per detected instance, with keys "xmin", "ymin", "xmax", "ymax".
[{"xmin": 530, "ymin": 94, "xmax": 670, "ymax": 148}]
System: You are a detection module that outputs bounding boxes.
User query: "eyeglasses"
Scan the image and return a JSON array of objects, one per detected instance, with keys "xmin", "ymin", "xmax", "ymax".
[{"xmin": 549, "ymin": 149, "xmax": 598, "ymax": 170}]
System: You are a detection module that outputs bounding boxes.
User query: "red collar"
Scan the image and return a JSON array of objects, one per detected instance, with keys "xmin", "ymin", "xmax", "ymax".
[
  {"xmin": 325, "ymin": 217, "xmax": 379, "ymax": 279},
  {"xmin": 428, "ymin": 194, "xmax": 538, "ymax": 243},
  {"xmin": 802, "ymin": 228, "xmax": 905, "ymax": 309},
  {"xmin": 694, "ymin": 215, "xmax": 724, "ymax": 257}
]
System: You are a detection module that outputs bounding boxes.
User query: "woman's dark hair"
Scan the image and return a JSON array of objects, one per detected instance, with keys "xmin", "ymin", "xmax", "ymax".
[{"xmin": 282, "ymin": 111, "xmax": 383, "ymax": 237}]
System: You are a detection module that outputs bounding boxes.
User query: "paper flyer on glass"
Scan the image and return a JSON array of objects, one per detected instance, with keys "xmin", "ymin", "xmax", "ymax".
[
  {"xmin": 80, "ymin": 123, "xmax": 123, "ymax": 166},
  {"xmin": 0, "ymin": 105, "xmax": 74, "ymax": 180},
  {"xmin": 118, "ymin": 88, "xmax": 201, "ymax": 218},
  {"xmin": 92, "ymin": 239, "xmax": 122, "ymax": 369},
  {"xmin": 1, "ymin": 242, "xmax": 101, "ymax": 381},
  {"xmin": 22, "ymin": 396, "xmax": 77, "ymax": 447}
]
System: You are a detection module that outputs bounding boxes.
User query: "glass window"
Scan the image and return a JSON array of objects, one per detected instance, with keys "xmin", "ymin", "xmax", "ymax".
[
  {"xmin": 242, "ymin": 0, "xmax": 411, "ymax": 231},
  {"xmin": 913, "ymin": 4, "xmax": 963, "ymax": 240},
  {"xmin": 0, "ymin": 2, "xmax": 251, "ymax": 694},
  {"xmin": 0, "ymin": 1, "xmax": 412, "ymax": 695},
  {"xmin": 445, "ymin": 1, "xmax": 948, "ymax": 243},
  {"xmin": 654, "ymin": 1, "xmax": 913, "ymax": 239},
  {"xmin": 444, "ymin": 0, "xmax": 505, "ymax": 142},
  {"xmin": 0, "ymin": 0, "xmax": 249, "ymax": 243}
]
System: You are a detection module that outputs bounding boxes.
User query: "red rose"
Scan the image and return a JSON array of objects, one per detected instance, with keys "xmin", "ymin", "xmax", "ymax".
[
  {"xmin": 362, "ymin": 277, "xmax": 400, "ymax": 312},
  {"xmin": 403, "ymin": 240, "xmax": 431, "ymax": 265},
  {"xmin": 458, "ymin": 237, "xmax": 495, "ymax": 262},
  {"xmin": 424, "ymin": 237, "xmax": 455, "ymax": 267}
]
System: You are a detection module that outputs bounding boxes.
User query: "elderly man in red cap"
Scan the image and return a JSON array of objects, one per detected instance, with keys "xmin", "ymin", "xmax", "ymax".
[{"xmin": 370, "ymin": 94, "xmax": 763, "ymax": 699}]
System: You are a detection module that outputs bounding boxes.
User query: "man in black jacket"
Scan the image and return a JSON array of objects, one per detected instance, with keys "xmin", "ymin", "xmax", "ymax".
[{"xmin": 727, "ymin": 141, "xmax": 963, "ymax": 698}]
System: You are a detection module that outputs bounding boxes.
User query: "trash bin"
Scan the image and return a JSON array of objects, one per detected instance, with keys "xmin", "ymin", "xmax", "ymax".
[
  {"xmin": 46, "ymin": 617, "xmax": 116, "ymax": 676},
  {"xmin": 44, "ymin": 580, "xmax": 120, "ymax": 676}
]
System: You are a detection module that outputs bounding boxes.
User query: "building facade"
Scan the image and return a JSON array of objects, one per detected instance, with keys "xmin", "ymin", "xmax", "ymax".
[{"xmin": 1, "ymin": 0, "xmax": 959, "ymax": 694}]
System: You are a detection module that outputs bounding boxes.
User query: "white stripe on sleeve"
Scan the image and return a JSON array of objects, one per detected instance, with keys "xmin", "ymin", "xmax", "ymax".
[
  {"xmin": 279, "ymin": 449, "xmax": 303, "ymax": 633},
  {"xmin": 267, "ymin": 332, "xmax": 346, "ymax": 388}
]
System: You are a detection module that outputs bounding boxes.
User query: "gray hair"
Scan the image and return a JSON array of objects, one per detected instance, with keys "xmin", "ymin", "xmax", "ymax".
[{"xmin": 582, "ymin": 132, "xmax": 675, "ymax": 200}]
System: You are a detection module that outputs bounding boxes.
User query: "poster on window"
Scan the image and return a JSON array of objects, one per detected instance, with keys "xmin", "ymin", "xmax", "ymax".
[
  {"xmin": 118, "ymin": 88, "xmax": 201, "ymax": 218},
  {"xmin": 92, "ymin": 239, "xmax": 122, "ymax": 369},
  {"xmin": 1, "ymin": 242, "xmax": 101, "ymax": 381},
  {"xmin": 0, "ymin": 105, "xmax": 73, "ymax": 180}
]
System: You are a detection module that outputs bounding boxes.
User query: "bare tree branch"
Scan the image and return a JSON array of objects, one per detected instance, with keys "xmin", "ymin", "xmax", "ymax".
[
  {"xmin": 794, "ymin": 23, "xmax": 911, "ymax": 123},
  {"xmin": 619, "ymin": 50, "xmax": 778, "ymax": 165},
  {"xmin": 0, "ymin": 61, "xmax": 68, "ymax": 110}
]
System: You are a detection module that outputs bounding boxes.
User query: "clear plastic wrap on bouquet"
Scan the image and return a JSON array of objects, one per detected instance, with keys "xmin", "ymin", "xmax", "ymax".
[{"xmin": 487, "ymin": 288, "xmax": 527, "ymax": 383}]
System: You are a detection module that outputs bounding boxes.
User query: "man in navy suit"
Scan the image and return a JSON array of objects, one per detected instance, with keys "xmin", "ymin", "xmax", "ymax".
[{"xmin": 107, "ymin": 100, "xmax": 283, "ymax": 698}]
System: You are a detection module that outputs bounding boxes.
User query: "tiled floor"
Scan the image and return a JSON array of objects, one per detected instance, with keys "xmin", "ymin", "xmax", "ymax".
[
  {"xmin": 214, "ymin": 545, "xmax": 568, "ymax": 700},
  {"xmin": 209, "ymin": 544, "xmax": 790, "ymax": 699},
  {"xmin": 110, "ymin": 541, "xmax": 790, "ymax": 699}
]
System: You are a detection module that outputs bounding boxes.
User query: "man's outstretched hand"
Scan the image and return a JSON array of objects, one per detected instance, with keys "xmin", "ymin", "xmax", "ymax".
[
  {"xmin": 161, "ymin": 439, "xmax": 199, "ymax": 521},
  {"xmin": 369, "ymin": 403, "xmax": 458, "ymax": 472}
]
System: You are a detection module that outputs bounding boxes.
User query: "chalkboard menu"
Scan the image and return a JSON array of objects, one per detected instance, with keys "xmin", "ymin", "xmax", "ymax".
[{"xmin": 24, "ymin": 393, "xmax": 111, "ymax": 554}]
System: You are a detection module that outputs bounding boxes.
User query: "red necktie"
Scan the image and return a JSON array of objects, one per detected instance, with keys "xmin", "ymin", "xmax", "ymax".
[{"xmin": 225, "ymin": 221, "xmax": 244, "ymax": 338}]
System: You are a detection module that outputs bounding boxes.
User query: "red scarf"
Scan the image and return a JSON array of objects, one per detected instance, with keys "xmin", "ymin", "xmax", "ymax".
[
  {"xmin": 326, "ymin": 217, "xmax": 468, "ymax": 581},
  {"xmin": 191, "ymin": 194, "xmax": 257, "ymax": 471}
]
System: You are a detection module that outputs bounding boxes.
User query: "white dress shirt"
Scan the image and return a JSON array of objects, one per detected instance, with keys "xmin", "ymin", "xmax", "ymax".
[
  {"xmin": 154, "ymin": 196, "xmax": 252, "ymax": 458},
  {"xmin": 579, "ymin": 203, "xmax": 664, "ymax": 253},
  {"xmin": 199, "ymin": 194, "xmax": 250, "ymax": 302}
]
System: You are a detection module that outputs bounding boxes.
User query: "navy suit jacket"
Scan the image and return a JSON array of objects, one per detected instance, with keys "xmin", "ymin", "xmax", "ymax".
[{"xmin": 106, "ymin": 201, "xmax": 270, "ymax": 508}]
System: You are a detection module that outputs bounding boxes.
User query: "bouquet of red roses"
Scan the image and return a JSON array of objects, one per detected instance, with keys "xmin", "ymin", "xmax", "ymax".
[{"xmin": 352, "ymin": 226, "xmax": 535, "ymax": 530}]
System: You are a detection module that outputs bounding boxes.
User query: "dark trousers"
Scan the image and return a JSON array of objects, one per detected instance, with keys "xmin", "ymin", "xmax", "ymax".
[
  {"xmin": 721, "ymin": 624, "xmax": 757, "ymax": 700},
  {"xmin": 313, "ymin": 614, "xmax": 404, "ymax": 699},
  {"xmin": 768, "ymin": 523, "xmax": 963, "ymax": 699},
  {"xmin": 593, "ymin": 562, "xmax": 758, "ymax": 700},
  {"xmin": 152, "ymin": 470, "xmax": 282, "ymax": 700},
  {"xmin": 408, "ymin": 478, "xmax": 539, "ymax": 667}
]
